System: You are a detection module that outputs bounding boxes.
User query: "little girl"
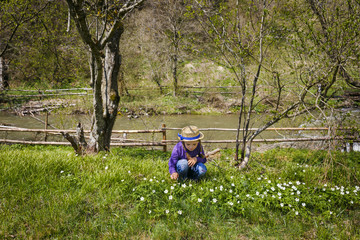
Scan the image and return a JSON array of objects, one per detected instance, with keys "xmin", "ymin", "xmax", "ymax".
[{"xmin": 168, "ymin": 125, "xmax": 207, "ymax": 180}]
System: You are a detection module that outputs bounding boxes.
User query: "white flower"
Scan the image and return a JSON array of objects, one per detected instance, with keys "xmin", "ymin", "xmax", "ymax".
[
  {"xmin": 178, "ymin": 210, "xmax": 182, "ymax": 215},
  {"xmin": 128, "ymin": 170, "xmax": 131, "ymax": 173},
  {"xmin": 246, "ymin": 194, "xmax": 250, "ymax": 198},
  {"xmin": 297, "ymin": 191, "xmax": 301, "ymax": 195},
  {"xmin": 268, "ymin": 180, "xmax": 271, "ymax": 183},
  {"xmin": 105, "ymin": 166, "xmax": 108, "ymax": 170},
  {"xmin": 296, "ymin": 181, "xmax": 301, "ymax": 185},
  {"xmin": 280, "ymin": 203, "xmax": 284, "ymax": 207},
  {"xmin": 210, "ymin": 189, "xmax": 214, "ymax": 192},
  {"xmin": 149, "ymin": 179, "xmax": 153, "ymax": 182},
  {"xmin": 189, "ymin": 184, "xmax": 192, "ymax": 187},
  {"xmin": 295, "ymin": 198, "xmax": 299, "ymax": 202},
  {"xmin": 272, "ymin": 195, "xmax": 275, "ymax": 198},
  {"xmin": 330, "ymin": 211, "xmax": 333, "ymax": 215},
  {"xmin": 350, "ymin": 201, "xmax": 354, "ymax": 204},
  {"xmin": 229, "ymin": 189, "xmax": 233, "ymax": 193},
  {"xmin": 171, "ymin": 186, "xmax": 174, "ymax": 190},
  {"xmin": 132, "ymin": 188, "xmax": 135, "ymax": 191},
  {"xmin": 331, "ymin": 188, "xmax": 335, "ymax": 191},
  {"xmin": 278, "ymin": 192, "xmax": 282, "ymax": 196},
  {"xmin": 220, "ymin": 185, "xmax": 223, "ymax": 191},
  {"xmin": 149, "ymin": 210, "xmax": 152, "ymax": 214},
  {"xmin": 169, "ymin": 195, "xmax": 173, "ymax": 200},
  {"xmin": 302, "ymin": 203, "xmax": 306, "ymax": 207},
  {"xmin": 228, "ymin": 202, "xmax": 234, "ymax": 206},
  {"xmin": 165, "ymin": 210, "xmax": 169, "ymax": 214},
  {"xmin": 231, "ymin": 183, "xmax": 235, "ymax": 187},
  {"xmin": 103, "ymin": 156, "xmax": 106, "ymax": 159},
  {"xmin": 256, "ymin": 192, "xmax": 260, "ymax": 196},
  {"xmin": 213, "ymin": 198, "xmax": 217, "ymax": 203},
  {"xmin": 121, "ymin": 179, "xmax": 124, "ymax": 182},
  {"xmin": 152, "ymin": 190, "xmax": 156, "ymax": 193},
  {"xmin": 143, "ymin": 178, "xmax": 147, "ymax": 180},
  {"xmin": 164, "ymin": 189, "xmax": 168, "ymax": 194},
  {"xmin": 258, "ymin": 177, "xmax": 261, "ymax": 180},
  {"xmin": 198, "ymin": 198, "xmax": 202, "ymax": 203},
  {"xmin": 328, "ymin": 199, "xmax": 331, "ymax": 202},
  {"xmin": 236, "ymin": 195, "xmax": 239, "ymax": 198},
  {"xmin": 230, "ymin": 176, "xmax": 233, "ymax": 179},
  {"xmin": 271, "ymin": 187, "xmax": 275, "ymax": 191},
  {"xmin": 340, "ymin": 192, "xmax": 344, "ymax": 195},
  {"xmin": 295, "ymin": 211, "xmax": 299, "ymax": 215},
  {"xmin": 289, "ymin": 182, "xmax": 293, "ymax": 185},
  {"xmin": 60, "ymin": 170, "xmax": 64, "ymax": 174},
  {"xmin": 140, "ymin": 197, "xmax": 144, "ymax": 201},
  {"xmin": 289, "ymin": 204, "xmax": 292, "ymax": 207},
  {"xmin": 182, "ymin": 184, "xmax": 186, "ymax": 188}
]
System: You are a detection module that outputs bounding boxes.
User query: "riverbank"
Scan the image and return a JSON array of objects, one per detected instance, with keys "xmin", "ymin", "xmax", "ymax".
[{"xmin": 0, "ymin": 145, "xmax": 359, "ymax": 239}]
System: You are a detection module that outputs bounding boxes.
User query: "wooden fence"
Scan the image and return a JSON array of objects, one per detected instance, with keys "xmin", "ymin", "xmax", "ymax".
[{"xmin": 0, "ymin": 124, "xmax": 358, "ymax": 152}]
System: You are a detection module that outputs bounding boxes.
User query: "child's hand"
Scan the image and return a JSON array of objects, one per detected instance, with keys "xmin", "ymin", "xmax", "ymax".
[
  {"xmin": 171, "ymin": 172, "xmax": 179, "ymax": 180},
  {"xmin": 188, "ymin": 157, "xmax": 197, "ymax": 167}
]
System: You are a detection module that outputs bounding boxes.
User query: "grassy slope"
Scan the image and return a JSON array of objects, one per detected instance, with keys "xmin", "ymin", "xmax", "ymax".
[{"xmin": 0, "ymin": 145, "xmax": 359, "ymax": 239}]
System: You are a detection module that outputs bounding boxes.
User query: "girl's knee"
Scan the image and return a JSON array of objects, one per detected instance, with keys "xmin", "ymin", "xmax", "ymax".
[
  {"xmin": 176, "ymin": 159, "xmax": 189, "ymax": 173},
  {"xmin": 197, "ymin": 163, "xmax": 207, "ymax": 176}
]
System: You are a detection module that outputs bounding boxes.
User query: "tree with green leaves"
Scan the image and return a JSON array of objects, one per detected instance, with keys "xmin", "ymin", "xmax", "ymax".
[{"xmin": 63, "ymin": 0, "xmax": 145, "ymax": 154}]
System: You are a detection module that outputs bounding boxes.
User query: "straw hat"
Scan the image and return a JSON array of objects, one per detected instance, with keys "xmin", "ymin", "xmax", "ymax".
[{"xmin": 178, "ymin": 125, "xmax": 204, "ymax": 141}]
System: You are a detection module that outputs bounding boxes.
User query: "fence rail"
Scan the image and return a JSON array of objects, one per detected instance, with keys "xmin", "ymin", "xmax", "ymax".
[{"xmin": 0, "ymin": 125, "xmax": 357, "ymax": 151}]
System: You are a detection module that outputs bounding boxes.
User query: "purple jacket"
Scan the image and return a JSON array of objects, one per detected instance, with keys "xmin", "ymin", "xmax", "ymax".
[{"xmin": 168, "ymin": 141, "xmax": 207, "ymax": 174}]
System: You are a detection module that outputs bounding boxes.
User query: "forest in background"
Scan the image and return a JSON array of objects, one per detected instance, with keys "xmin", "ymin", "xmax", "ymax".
[{"xmin": 1, "ymin": 0, "xmax": 359, "ymax": 93}]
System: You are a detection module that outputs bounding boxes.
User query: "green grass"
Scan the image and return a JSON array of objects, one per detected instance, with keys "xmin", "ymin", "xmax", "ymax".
[{"xmin": 0, "ymin": 145, "xmax": 359, "ymax": 239}]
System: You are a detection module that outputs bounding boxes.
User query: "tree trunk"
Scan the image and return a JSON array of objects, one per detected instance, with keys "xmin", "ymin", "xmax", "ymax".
[
  {"xmin": 0, "ymin": 57, "xmax": 3, "ymax": 90},
  {"xmin": 87, "ymin": 26, "xmax": 123, "ymax": 153},
  {"xmin": 0, "ymin": 57, "xmax": 8, "ymax": 91}
]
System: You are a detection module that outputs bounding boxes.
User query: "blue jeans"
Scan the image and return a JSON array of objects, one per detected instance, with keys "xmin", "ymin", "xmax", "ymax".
[{"xmin": 176, "ymin": 159, "xmax": 207, "ymax": 180}]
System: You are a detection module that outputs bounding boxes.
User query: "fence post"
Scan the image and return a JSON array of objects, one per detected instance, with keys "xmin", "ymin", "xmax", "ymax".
[
  {"xmin": 162, "ymin": 123, "xmax": 167, "ymax": 152},
  {"xmin": 44, "ymin": 110, "xmax": 48, "ymax": 141}
]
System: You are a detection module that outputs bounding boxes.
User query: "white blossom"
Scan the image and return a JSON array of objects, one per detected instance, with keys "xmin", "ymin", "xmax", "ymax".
[
  {"xmin": 198, "ymin": 198, "xmax": 202, "ymax": 203},
  {"xmin": 213, "ymin": 198, "xmax": 217, "ymax": 203},
  {"xmin": 140, "ymin": 197, "xmax": 144, "ymax": 201},
  {"xmin": 169, "ymin": 195, "xmax": 173, "ymax": 200},
  {"xmin": 178, "ymin": 210, "xmax": 182, "ymax": 215},
  {"xmin": 164, "ymin": 189, "xmax": 168, "ymax": 194}
]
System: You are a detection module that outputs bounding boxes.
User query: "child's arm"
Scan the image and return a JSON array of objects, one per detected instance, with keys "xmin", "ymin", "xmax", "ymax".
[{"xmin": 168, "ymin": 143, "xmax": 181, "ymax": 175}]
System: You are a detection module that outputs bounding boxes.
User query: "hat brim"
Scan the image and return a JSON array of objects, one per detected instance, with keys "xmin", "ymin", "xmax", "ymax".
[{"xmin": 178, "ymin": 132, "xmax": 204, "ymax": 141}]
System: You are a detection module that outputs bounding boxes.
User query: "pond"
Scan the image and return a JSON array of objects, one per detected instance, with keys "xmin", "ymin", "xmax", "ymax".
[{"xmin": 0, "ymin": 109, "xmax": 359, "ymax": 151}]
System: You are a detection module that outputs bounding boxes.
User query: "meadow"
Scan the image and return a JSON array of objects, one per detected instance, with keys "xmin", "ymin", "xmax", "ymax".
[{"xmin": 0, "ymin": 145, "xmax": 359, "ymax": 239}]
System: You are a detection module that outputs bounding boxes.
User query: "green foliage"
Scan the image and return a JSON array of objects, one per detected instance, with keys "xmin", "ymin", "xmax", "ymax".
[{"xmin": 0, "ymin": 145, "xmax": 359, "ymax": 239}]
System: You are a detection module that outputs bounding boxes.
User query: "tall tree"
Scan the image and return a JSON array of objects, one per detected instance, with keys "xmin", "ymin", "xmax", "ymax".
[{"xmin": 64, "ymin": 0, "xmax": 145, "ymax": 153}]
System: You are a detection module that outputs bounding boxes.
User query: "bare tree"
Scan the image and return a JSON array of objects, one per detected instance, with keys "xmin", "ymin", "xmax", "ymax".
[
  {"xmin": 190, "ymin": 0, "xmax": 320, "ymax": 168},
  {"xmin": 64, "ymin": 0, "xmax": 145, "ymax": 154},
  {"xmin": 0, "ymin": 0, "xmax": 49, "ymax": 90}
]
